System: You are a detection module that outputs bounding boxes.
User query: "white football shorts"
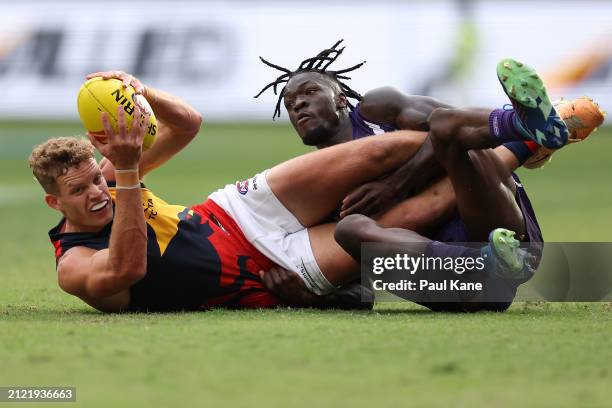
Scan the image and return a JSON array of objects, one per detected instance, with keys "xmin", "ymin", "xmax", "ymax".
[{"xmin": 208, "ymin": 170, "xmax": 336, "ymax": 295}]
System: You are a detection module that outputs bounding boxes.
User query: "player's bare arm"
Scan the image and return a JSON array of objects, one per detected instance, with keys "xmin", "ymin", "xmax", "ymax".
[
  {"xmin": 87, "ymin": 71, "xmax": 202, "ymax": 180},
  {"xmin": 359, "ymin": 86, "xmax": 453, "ymax": 131},
  {"xmin": 350, "ymin": 89, "xmax": 600, "ymax": 217},
  {"xmin": 342, "ymin": 87, "xmax": 512, "ymax": 216},
  {"xmin": 57, "ymin": 105, "xmax": 150, "ymax": 312},
  {"xmin": 137, "ymin": 85, "xmax": 202, "ymax": 175}
]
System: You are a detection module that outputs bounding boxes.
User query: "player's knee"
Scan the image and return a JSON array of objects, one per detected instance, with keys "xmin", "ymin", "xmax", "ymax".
[
  {"xmin": 428, "ymin": 108, "xmax": 457, "ymax": 138},
  {"xmin": 335, "ymin": 214, "xmax": 371, "ymax": 243},
  {"xmin": 335, "ymin": 215, "xmax": 377, "ymax": 256},
  {"xmin": 428, "ymin": 108, "xmax": 466, "ymax": 147}
]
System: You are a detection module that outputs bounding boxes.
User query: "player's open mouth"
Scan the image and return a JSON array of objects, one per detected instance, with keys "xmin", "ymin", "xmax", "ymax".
[{"xmin": 89, "ymin": 199, "xmax": 109, "ymax": 212}]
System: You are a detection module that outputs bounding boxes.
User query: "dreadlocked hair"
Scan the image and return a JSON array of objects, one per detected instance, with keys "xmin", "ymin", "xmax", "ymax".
[{"xmin": 254, "ymin": 39, "xmax": 366, "ymax": 119}]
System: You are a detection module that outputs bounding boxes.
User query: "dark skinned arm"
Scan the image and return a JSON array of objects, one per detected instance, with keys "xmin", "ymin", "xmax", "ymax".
[
  {"xmin": 341, "ymin": 87, "xmax": 451, "ymax": 217},
  {"xmin": 359, "ymin": 86, "xmax": 453, "ymax": 131}
]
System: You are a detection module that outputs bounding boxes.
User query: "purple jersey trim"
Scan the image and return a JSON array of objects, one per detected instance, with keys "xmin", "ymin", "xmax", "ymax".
[
  {"xmin": 430, "ymin": 173, "xmax": 542, "ymax": 244},
  {"xmin": 347, "ymin": 103, "xmax": 542, "ymax": 245},
  {"xmin": 349, "ymin": 103, "xmax": 398, "ymax": 139}
]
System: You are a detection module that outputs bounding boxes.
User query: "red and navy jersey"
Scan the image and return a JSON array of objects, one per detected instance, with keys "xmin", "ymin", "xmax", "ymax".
[{"xmin": 48, "ymin": 184, "xmax": 280, "ymax": 311}]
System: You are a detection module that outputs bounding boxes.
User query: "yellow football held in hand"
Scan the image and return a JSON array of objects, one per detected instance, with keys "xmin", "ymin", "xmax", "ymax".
[{"xmin": 77, "ymin": 77, "xmax": 157, "ymax": 150}]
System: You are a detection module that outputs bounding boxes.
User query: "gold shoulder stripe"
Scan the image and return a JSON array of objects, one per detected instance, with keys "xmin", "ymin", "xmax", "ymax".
[{"xmin": 109, "ymin": 187, "xmax": 187, "ymax": 256}]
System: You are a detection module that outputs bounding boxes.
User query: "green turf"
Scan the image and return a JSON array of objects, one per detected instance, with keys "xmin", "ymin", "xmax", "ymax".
[{"xmin": 1, "ymin": 121, "xmax": 611, "ymax": 407}]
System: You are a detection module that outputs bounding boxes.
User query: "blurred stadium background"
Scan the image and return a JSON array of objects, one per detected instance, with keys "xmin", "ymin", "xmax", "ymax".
[
  {"xmin": 2, "ymin": 0, "xmax": 612, "ymax": 119},
  {"xmin": 1, "ymin": 1, "xmax": 611, "ymax": 407}
]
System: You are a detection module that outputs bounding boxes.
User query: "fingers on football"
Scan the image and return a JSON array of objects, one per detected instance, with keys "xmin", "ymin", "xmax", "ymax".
[
  {"xmin": 86, "ymin": 71, "xmax": 104, "ymax": 80},
  {"xmin": 122, "ymin": 74, "xmax": 134, "ymax": 89},
  {"xmin": 132, "ymin": 106, "xmax": 150, "ymax": 145},
  {"xmin": 100, "ymin": 111, "xmax": 116, "ymax": 142},
  {"xmin": 131, "ymin": 78, "xmax": 145, "ymax": 94},
  {"xmin": 86, "ymin": 71, "xmax": 144, "ymax": 92},
  {"xmin": 116, "ymin": 106, "xmax": 127, "ymax": 138},
  {"xmin": 86, "ymin": 70, "xmax": 123, "ymax": 81},
  {"xmin": 137, "ymin": 82, "xmax": 145, "ymax": 94},
  {"xmin": 107, "ymin": 70, "xmax": 127, "ymax": 80},
  {"xmin": 87, "ymin": 132, "xmax": 105, "ymax": 152},
  {"xmin": 85, "ymin": 70, "xmax": 117, "ymax": 80}
]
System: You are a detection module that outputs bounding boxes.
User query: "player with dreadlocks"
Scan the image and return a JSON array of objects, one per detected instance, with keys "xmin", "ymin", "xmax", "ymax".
[
  {"xmin": 254, "ymin": 41, "xmax": 604, "ymax": 311},
  {"xmin": 255, "ymin": 39, "xmax": 365, "ymax": 122}
]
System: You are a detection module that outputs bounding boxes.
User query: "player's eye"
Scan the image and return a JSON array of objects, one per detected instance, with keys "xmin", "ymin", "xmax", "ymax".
[
  {"xmin": 284, "ymin": 99, "xmax": 294, "ymax": 108},
  {"xmin": 93, "ymin": 175, "xmax": 102, "ymax": 184},
  {"xmin": 72, "ymin": 186, "xmax": 84, "ymax": 194},
  {"xmin": 306, "ymin": 88, "xmax": 318, "ymax": 95}
]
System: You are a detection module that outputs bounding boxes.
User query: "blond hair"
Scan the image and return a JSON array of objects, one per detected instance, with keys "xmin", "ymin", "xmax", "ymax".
[{"xmin": 28, "ymin": 137, "xmax": 95, "ymax": 193}]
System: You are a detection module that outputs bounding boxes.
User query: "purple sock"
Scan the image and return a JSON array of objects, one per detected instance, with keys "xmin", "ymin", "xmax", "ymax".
[{"xmin": 489, "ymin": 108, "xmax": 526, "ymax": 144}]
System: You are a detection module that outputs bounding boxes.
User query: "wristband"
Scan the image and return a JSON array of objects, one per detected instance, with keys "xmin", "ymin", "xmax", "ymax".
[
  {"xmin": 115, "ymin": 183, "xmax": 141, "ymax": 190},
  {"xmin": 115, "ymin": 168, "xmax": 139, "ymax": 174}
]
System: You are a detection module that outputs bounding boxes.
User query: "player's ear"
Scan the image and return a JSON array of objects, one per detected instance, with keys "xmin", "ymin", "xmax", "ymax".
[{"xmin": 45, "ymin": 193, "xmax": 63, "ymax": 212}]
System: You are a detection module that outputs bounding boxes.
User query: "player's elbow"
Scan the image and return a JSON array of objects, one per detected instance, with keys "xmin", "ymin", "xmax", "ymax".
[
  {"xmin": 112, "ymin": 258, "xmax": 147, "ymax": 285},
  {"xmin": 184, "ymin": 110, "xmax": 203, "ymax": 139},
  {"xmin": 119, "ymin": 262, "xmax": 147, "ymax": 282},
  {"xmin": 128, "ymin": 264, "xmax": 147, "ymax": 281},
  {"xmin": 86, "ymin": 280, "xmax": 122, "ymax": 299},
  {"xmin": 88, "ymin": 266, "xmax": 146, "ymax": 299},
  {"xmin": 191, "ymin": 111, "xmax": 203, "ymax": 133}
]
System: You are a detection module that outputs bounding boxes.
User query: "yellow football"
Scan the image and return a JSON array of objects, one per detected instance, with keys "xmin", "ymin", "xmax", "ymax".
[{"xmin": 77, "ymin": 77, "xmax": 157, "ymax": 150}]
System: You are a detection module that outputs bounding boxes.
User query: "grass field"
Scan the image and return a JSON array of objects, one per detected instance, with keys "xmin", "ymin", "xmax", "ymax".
[{"xmin": 1, "ymin": 121, "xmax": 611, "ymax": 407}]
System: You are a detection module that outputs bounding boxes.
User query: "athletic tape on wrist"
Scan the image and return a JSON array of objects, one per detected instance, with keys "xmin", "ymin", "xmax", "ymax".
[
  {"xmin": 114, "ymin": 168, "xmax": 139, "ymax": 174},
  {"xmin": 115, "ymin": 183, "xmax": 141, "ymax": 190}
]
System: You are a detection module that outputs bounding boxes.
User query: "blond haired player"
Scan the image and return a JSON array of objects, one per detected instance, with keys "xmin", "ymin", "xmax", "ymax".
[
  {"xmin": 30, "ymin": 66, "xmax": 603, "ymax": 312},
  {"xmin": 30, "ymin": 71, "xmax": 433, "ymax": 311}
]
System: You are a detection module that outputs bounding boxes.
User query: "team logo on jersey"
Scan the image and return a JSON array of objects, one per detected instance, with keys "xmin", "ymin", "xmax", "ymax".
[{"xmin": 236, "ymin": 179, "xmax": 249, "ymax": 195}]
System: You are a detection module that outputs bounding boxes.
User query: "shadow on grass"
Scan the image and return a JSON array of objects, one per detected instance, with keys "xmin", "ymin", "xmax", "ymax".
[
  {"xmin": 372, "ymin": 301, "xmax": 604, "ymax": 315},
  {"xmin": 3, "ymin": 301, "xmax": 600, "ymax": 322},
  {"xmin": 1, "ymin": 304, "xmax": 199, "ymax": 322}
]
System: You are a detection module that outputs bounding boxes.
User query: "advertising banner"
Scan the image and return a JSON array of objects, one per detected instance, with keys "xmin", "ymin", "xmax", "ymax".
[{"xmin": 1, "ymin": 1, "xmax": 611, "ymax": 120}]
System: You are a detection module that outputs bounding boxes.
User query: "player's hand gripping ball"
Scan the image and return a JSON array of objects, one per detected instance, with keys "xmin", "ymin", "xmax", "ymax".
[{"xmin": 77, "ymin": 77, "xmax": 157, "ymax": 150}]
